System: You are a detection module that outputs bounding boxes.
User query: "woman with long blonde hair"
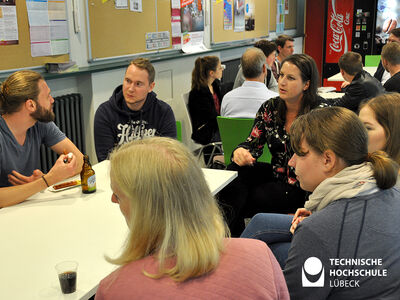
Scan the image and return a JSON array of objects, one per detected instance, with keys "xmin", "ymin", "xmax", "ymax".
[{"xmin": 95, "ymin": 137, "xmax": 289, "ymax": 300}]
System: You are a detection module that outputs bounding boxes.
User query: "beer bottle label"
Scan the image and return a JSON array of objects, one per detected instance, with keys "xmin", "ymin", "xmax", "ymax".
[{"xmin": 87, "ymin": 175, "xmax": 96, "ymax": 191}]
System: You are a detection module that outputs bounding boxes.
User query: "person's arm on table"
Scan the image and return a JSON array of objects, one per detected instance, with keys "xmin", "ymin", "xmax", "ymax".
[
  {"xmin": 0, "ymin": 154, "xmax": 78, "ymax": 208},
  {"xmin": 51, "ymin": 137, "xmax": 83, "ymax": 174},
  {"xmin": 7, "ymin": 138, "xmax": 83, "ymax": 186}
]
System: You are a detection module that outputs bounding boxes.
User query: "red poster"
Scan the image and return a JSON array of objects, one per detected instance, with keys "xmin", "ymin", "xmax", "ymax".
[
  {"xmin": 181, "ymin": 0, "xmax": 194, "ymax": 8},
  {"xmin": 325, "ymin": 0, "xmax": 354, "ymax": 63}
]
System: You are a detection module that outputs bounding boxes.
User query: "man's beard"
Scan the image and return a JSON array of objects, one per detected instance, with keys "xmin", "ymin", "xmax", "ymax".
[{"xmin": 30, "ymin": 102, "xmax": 55, "ymax": 122}]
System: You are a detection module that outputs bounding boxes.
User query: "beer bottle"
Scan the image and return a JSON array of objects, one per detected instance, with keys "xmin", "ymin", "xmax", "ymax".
[{"xmin": 80, "ymin": 155, "xmax": 96, "ymax": 193}]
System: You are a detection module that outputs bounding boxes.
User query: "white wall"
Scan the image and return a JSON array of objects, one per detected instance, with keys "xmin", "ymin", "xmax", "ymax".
[{"xmin": 44, "ymin": 0, "xmax": 303, "ymax": 164}]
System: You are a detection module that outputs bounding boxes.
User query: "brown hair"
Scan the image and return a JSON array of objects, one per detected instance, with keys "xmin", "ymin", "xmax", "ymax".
[
  {"xmin": 254, "ymin": 39, "xmax": 277, "ymax": 57},
  {"xmin": 191, "ymin": 56, "xmax": 220, "ymax": 90},
  {"xmin": 129, "ymin": 57, "xmax": 155, "ymax": 83},
  {"xmin": 275, "ymin": 54, "xmax": 321, "ymax": 125},
  {"xmin": 274, "ymin": 34, "xmax": 294, "ymax": 52},
  {"xmin": 381, "ymin": 42, "xmax": 400, "ymax": 65},
  {"xmin": 291, "ymin": 107, "xmax": 398, "ymax": 189},
  {"xmin": 360, "ymin": 94, "xmax": 400, "ymax": 165},
  {"xmin": 389, "ymin": 27, "xmax": 400, "ymax": 38},
  {"xmin": 338, "ymin": 52, "xmax": 363, "ymax": 75},
  {"xmin": 0, "ymin": 70, "xmax": 43, "ymax": 114}
]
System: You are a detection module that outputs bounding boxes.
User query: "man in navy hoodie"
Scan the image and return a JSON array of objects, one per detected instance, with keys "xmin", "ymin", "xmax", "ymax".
[{"xmin": 94, "ymin": 58, "xmax": 177, "ymax": 162}]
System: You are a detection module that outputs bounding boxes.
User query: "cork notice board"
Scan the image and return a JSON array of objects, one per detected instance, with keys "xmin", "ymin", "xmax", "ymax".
[
  {"xmin": 0, "ymin": 1, "xmax": 69, "ymax": 71},
  {"xmin": 212, "ymin": 0, "xmax": 269, "ymax": 44},
  {"xmin": 86, "ymin": 0, "xmax": 173, "ymax": 61}
]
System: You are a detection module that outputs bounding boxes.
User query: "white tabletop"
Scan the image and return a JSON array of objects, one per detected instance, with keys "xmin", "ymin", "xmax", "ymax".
[
  {"xmin": 0, "ymin": 160, "xmax": 237, "ymax": 300},
  {"xmin": 319, "ymin": 92, "xmax": 345, "ymax": 99},
  {"xmin": 327, "ymin": 66, "xmax": 377, "ymax": 81}
]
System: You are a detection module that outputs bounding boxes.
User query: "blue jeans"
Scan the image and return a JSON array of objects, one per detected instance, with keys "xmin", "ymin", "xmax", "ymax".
[{"xmin": 240, "ymin": 213, "xmax": 293, "ymax": 269}]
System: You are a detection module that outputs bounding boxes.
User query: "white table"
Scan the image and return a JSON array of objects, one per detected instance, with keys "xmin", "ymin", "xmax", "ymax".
[
  {"xmin": 0, "ymin": 160, "xmax": 237, "ymax": 300},
  {"xmin": 327, "ymin": 66, "xmax": 377, "ymax": 81},
  {"xmin": 319, "ymin": 92, "xmax": 345, "ymax": 99}
]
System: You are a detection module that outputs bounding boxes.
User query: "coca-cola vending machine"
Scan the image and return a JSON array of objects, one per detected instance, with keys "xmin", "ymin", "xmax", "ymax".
[{"xmin": 322, "ymin": 0, "xmax": 377, "ymax": 86}]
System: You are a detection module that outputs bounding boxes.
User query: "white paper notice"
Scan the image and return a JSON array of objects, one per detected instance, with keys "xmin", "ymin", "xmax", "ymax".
[
  {"xmin": 171, "ymin": 19, "xmax": 181, "ymax": 37},
  {"xmin": 171, "ymin": 0, "xmax": 180, "ymax": 9},
  {"xmin": 116, "ymin": 0, "xmax": 128, "ymax": 9},
  {"xmin": 48, "ymin": 0, "xmax": 66, "ymax": 20},
  {"xmin": 0, "ymin": 4, "xmax": 18, "ymax": 45},
  {"xmin": 26, "ymin": 0, "xmax": 50, "ymax": 26},
  {"xmin": 145, "ymin": 31, "xmax": 170, "ymax": 50},
  {"xmin": 50, "ymin": 20, "xmax": 68, "ymax": 39},
  {"xmin": 31, "ymin": 41, "xmax": 51, "ymax": 57},
  {"xmin": 30, "ymin": 26, "xmax": 50, "ymax": 42},
  {"xmin": 130, "ymin": 0, "xmax": 142, "ymax": 12},
  {"xmin": 50, "ymin": 39, "xmax": 69, "ymax": 55}
]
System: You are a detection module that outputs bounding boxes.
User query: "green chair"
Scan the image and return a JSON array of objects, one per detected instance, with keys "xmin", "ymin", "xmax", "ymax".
[
  {"xmin": 176, "ymin": 120, "xmax": 182, "ymax": 142},
  {"xmin": 217, "ymin": 116, "xmax": 272, "ymax": 166}
]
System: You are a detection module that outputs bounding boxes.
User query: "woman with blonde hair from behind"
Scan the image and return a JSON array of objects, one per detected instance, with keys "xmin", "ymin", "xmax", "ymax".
[{"xmin": 95, "ymin": 137, "xmax": 289, "ymax": 300}]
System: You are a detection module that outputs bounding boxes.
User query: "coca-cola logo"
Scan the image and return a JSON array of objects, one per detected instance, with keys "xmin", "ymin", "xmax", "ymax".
[{"xmin": 328, "ymin": 1, "xmax": 350, "ymax": 53}]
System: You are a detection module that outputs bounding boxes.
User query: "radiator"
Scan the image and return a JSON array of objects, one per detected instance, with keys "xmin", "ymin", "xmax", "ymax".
[{"xmin": 40, "ymin": 93, "xmax": 86, "ymax": 173}]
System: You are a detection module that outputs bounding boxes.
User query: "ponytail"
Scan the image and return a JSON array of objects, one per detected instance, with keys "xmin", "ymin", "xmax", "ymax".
[
  {"xmin": 191, "ymin": 56, "xmax": 219, "ymax": 90},
  {"xmin": 367, "ymin": 151, "xmax": 399, "ymax": 189}
]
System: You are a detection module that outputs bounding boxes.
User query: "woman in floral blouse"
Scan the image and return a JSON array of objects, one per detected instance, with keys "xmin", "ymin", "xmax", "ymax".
[{"xmin": 219, "ymin": 54, "xmax": 328, "ymax": 236}]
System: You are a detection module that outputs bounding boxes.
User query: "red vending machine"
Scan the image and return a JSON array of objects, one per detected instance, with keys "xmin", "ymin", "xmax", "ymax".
[
  {"xmin": 305, "ymin": 0, "xmax": 377, "ymax": 88},
  {"xmin": 322, "ymin": 0, "xmax": 376, "ymax": 88}
]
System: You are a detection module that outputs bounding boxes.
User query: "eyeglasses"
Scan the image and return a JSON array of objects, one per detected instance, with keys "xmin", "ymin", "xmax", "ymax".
[{"xmin": 220, "ymin": 64, "xmax": 226, "ymax": 70}]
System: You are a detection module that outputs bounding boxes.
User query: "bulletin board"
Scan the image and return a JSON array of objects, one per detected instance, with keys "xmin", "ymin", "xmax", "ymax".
[
  {"xmin": 86, "ymin": 0, "xmax": 173, "ymax": 61},
  {"xmin": 269, "ymin": 0, "xmax": 297, "ymax": 32},
  {"xmin": 0, "ymin": 1, "xmax": 69, "ymax": 71},
  {"xmin": 211, "ymin": 0, "xmax": 269, "ymax": 44}
]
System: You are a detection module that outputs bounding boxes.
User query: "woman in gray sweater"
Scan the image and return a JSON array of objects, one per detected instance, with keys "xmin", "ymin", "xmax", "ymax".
[{"xmin": 243, "ymin": 106, "xmax": 400, "ymax": 300}]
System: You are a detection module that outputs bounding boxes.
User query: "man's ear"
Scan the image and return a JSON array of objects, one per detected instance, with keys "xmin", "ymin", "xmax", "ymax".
[
  {"xmin": 25, "ymin": 99, "xmax": 36, "ymax": 112},
  {"xmin": 149, "ymin": 81, "xmax": 155, "ymax": 92}
]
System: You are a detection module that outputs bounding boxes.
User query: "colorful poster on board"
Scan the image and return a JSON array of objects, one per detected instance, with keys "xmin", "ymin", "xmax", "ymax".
[
  {"xmin": 181, "ymin": 0, "xmax": 204, "ymax": 32},
  {"xmin": 245, "ymin": 0, "xmax": 255, "ymax": 31},
  {"xmin": 234, "ymin": 0, "xmax": 245, "ymax": 32},
  {"xmin": 0, "ymin": 0, "xmax": 18, "ymax": 45},
  {"xmin": 223, "ymin": 0, "xmax": 233, "ymax": 30},
  {"xmin": 325, "ymin": 0, "xmax": 354, "ymax": 63},
  {"xmin": 276, "ymin": 0, "xmax": 285, "ymax": 33},
  {"xmin": 284, "ymin": 0, "xmax": 289, "ymax": 14}
]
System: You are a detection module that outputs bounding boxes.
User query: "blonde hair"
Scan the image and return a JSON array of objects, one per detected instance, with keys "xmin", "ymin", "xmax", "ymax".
[
  {"xmin": 0, "ymin": 70, "xmax": 43, "ymax": 114},
  {"xmin": 129, "ymin": 57, "xmax": 155, "ymax": 83},
  {"xmin": 108, "ymin": 137, "xmax": 228, "ymax": 282},
  {"xmin": 360, "ymin": 94, "xmax": 400, "ymax": 165},
  {"xmin": 291, "ymin": 107, "xmax": 399, "ymax": 189}
]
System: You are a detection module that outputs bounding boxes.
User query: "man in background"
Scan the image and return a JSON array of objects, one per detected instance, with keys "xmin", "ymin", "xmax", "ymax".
[
  {"xmin": 380, "ymin": 41, "xmax": 400, "ymax": 92},
  {"xmin": 94, "ymin": 58, "xmax": 176, "ymax": 162},
  {"xmin": 233, "ymin": 40, "xmax": 279, "ymax": 93},
  {"xmin": 221, "ymin": 48, "xmax": 278, "ymax": 118},
  {"xmin": 374, "ymin": 28, "xmax": 400, "ymax": 84},
  {"xmin": 0, "ymin": 70, "xmax": 83, "ymax": 207},
  {"xmin": 271, "ymin": 35, "xmax": 295, "ymax": 81},
  {"xmin": 329, "ymin": 52, "xmax": 384, "ymax": 112}
]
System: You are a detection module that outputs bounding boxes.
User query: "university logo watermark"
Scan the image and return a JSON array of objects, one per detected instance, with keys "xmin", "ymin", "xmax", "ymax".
[
  {"xmin": 302, "ymin": 257, "xmax": 325, "ymax": 287},
  {"xmin": 301, "ymin": 257, "xmax": 388, "ymax": 288}
]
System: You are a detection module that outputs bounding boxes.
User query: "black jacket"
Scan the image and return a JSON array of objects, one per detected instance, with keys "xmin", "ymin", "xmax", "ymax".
[
  {"xmin": 94, "ymin": 85, "xmax": 176, "ymax": 161},
  {"xmin": 373, "ymin": 60, "xmax": 385, "ymax": 82},
  {"xmin": 329, "ymin": 71, "xmax": 384, "ymax": 112},
  {"xmin": 188, "ymin": 80, "xmax": 222, "ymax": 145}
]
